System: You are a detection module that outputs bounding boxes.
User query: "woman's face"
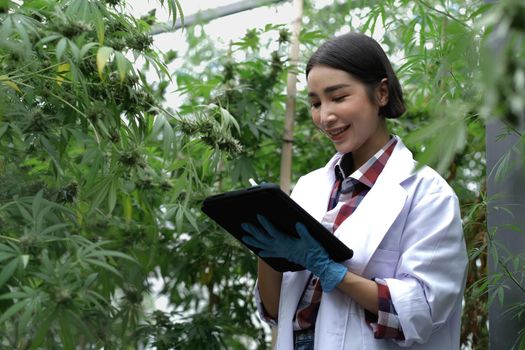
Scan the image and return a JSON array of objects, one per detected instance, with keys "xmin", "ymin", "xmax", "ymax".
[{"xmin": 307, "ymin": 65, "xmax": 389, "ymax": 163}]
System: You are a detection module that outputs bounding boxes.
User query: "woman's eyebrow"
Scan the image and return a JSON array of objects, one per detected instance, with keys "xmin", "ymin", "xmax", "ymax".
[{"xmin": 308, "ymin": 83, "xmax": 351, "ymax": 97}]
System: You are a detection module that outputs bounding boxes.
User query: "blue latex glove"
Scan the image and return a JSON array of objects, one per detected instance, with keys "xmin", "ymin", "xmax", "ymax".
[{"xmin": 241, "ymin": 214, "xmax": 347, "ymax": 292}]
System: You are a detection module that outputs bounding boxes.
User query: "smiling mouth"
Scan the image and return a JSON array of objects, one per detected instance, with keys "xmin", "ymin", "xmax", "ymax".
[{"xmin": 326, "ymin": 125, "xmax": 350, "ymax": 137}]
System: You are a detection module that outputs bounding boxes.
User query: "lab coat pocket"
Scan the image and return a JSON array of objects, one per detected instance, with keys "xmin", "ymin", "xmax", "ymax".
[{"xmin": 364, "ymin": 249, "xmax": 400, "ymax": 279}]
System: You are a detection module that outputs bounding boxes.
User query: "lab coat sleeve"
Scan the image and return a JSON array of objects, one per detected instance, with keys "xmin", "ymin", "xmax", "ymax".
[{"xmin": 384, "ymin": 190, "xmax": 467, "ymax": 346}]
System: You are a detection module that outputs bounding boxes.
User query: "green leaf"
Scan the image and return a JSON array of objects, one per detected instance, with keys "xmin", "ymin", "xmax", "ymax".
[
  {"xmin": 56, "ymin": 37, "xmax": 68, "ymax": 61},
  {"xmin": 79, "ymin": 42, "xmax": 98, "ymax": 60},
  {"xmin": 65, "ymin": 0, "xmax": 88, "ymax": 20},
  {"xmin": 41, "ymin": 136, "xmax": 64, "ymax": 175},
  {"xmin": 497, "ymin": 285, "xmax": 505, "ymax": 305},
  {"xmin": 0, "ymin": 299, "xmax": 30, "ymax": 324},
  {"xmin": 406, "ymin": 104, "xmax": 468, "ymax": 174},
  {"xmin": 86, "ymin": 249, "xmax": 135, "ymax": 263},
  {"xmin": 93, "ymin": 5, "xmax": 105, "ymax": 44},
  {"xmin": 32, "ymin": 190, "xmax": 44, "ymax": 219},
  {"xmin": 0, "ymin": 123, "xmax": 8, "ymax": 138},
  {"xmin": 18, "ymin": 297, "xmax": 35, "ymax": 335},
  {"xmin": 219, "ymin": 106, "xmax": 240, "ymax": 133},
  {"xmin": 59, "ymin": 314, "xmax": 75, "ymax": 350},
  {"xmin": 184, "ymin": 208, "xmax": 199, "ymax": 232},
  {"xmin": 122, "ymin": 194, "xmax": 132, "ymax": 224},
  {"xmin": 247, "ymin": 122, "xmax": 259, "ymax": 139},
  {"xmin": 0, "ymin": 75, "xmax": 22, "ymax": 93},
  {"xmin": 87, "ymin": 178, "xmax": 111, "ymax": 214},
  {"xmin": 0, "ymin": 243, "xmax": 16, "ymax": 252},
  {"xmin": 164, "ymin": 0, "xmax": 184, "ymax": 27},
  {"xmin": 21, "ymin": 255, "xmax": 30, "ymax": 268},
  {"xmin": 40, "ymin": 223, "xmax": 70, "ymax": 235},
  {"xmin": 96, "ymin": 46, "xmax": 114, "ymax": 78},
  {"xmin": 0, "ymin": 257, "xmax": 18, "ymax": 288},
  {"xmin": 21, "ymin": 0, "xmax": 53, "ymax": 10},
  {"xmin": 492, "ymin": 146, "xmax": 514, "ymax": 183},
  {"xmin": 64, "ymin": 308, "xmax": 96, "ymax": 342},
  {"xmin": 145, "ymin": 54, "xmax": 172, "ymax": 82},
  {"xmin": 30, "ymin": 311, "xmax": 56, "ymax": 350},
  {"xmin": 0, "ymin": 291, "xmax": 28, "ymax": 301},
  {"xmin": 69, "ymin": 40, "xmax": 80, "ymax": 62},
  {"xmin": 502, "ymin": 224, "xmax": 525, "ymax": 235},
  {"xmin": 37, "ymin": 34, "xmax": 61, "ymax": 45},
  {"xmin": 83, "ymin": 273, "xmax": 98, "ymax": 288},
  {"xmin": 518, "ymin": 332, "xmax": 525, "ymax": 350},
  {"xmin": 85, "ymin": 258, "xmax": 122, "ymax": 278},
  {"xmin": 299, "ymin": 29, "xmax": 327, "ymax": 45},
  {"xmin": 175, "ymin": 206, "xmax": 184, "ymax": 232},
  {"xmin": 175, "ymin": 0, "xmax": 184, "ymax": 28},
  {"xmin": 12, "ymin": 13, "xmax": 35, "ymax": 50},
  {"xmin": 85, "ymin": 290, "xmax": 109, "ymax": 311},
  {"xmin": 35, "ymin": 205, "xmax": 53, "ymax": 232},
  {"xmin": 95, "ymin": 118, "xmax": 110, "ymax": 137},
  {"xmin": 114, "ymin": 51, "xmax": 130, "ymax": 82},
  {"xmin": 0, "ymin": 251, "xmax": 15, "ymax": 263},
  {"xmin": 108, "ymin": 180, "xmax": 117, "ymax": 214}
]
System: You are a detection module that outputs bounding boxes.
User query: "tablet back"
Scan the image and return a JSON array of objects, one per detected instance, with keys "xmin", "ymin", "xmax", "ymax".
[{"xmin": 201, "ymin": 183, "xmax": 353, "ymax": 272}]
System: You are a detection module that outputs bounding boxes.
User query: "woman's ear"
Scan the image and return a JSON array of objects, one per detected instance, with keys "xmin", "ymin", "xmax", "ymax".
[{"xmin": 377, "ymin": 78, "xmax": 389, "ymax": 107}]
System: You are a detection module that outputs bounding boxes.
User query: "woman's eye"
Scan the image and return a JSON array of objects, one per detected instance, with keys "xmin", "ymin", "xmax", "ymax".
[
  {"xmin": 333, "ymin": 95, "xmax": 346, "ymax": 102},
  {"xmin": 311, "ymin": 102, "xmax": 321, "ymax": 109}
]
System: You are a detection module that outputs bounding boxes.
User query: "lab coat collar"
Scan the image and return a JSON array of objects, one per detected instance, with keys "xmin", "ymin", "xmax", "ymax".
[
  {"xmin": 322, "ymin": 136, "xmax": 413, "ymax": 180},
  {"xmin": 310, "ymin": 137, "xmax": 416, "ymax": 275}
]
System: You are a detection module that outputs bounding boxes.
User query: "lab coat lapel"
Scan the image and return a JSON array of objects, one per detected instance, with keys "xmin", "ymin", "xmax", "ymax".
[
  {"xmin": 296, "ymin": 153, "xmax": 339, "ymax": 223},
  {"xmin": 334, "ymin": 140, "xmax": 415, "ymax": 275},
  {"xmin": 335, "ymin": 181, "xmax": 407, "ymax": 275}
]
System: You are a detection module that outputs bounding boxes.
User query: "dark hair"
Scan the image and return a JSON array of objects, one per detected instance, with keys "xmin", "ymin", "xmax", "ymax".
[{"xmin": 306, "ymin": 33, "xmax": 405, "ymax": 118}]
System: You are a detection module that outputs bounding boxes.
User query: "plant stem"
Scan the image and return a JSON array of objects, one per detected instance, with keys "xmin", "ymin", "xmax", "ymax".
[
  {"xmin": 498, "ymin": 256, "xmax": 525, "ymax": 296},
  {"xmin": 9, "ymin": 62, "xmax": 66, "ymax": 81},
  {"xmin": 0, "ymin": 235, "xmax": 19, "ymax": 242},
  {"xmin": 49, "ymin": 92, "xmax": 101, "ymax": 144},
  {"xmin": 34, "ymin": 74, "xmax": 73, "ymax": 84},
  {"xmin": 502, "ymin": 120, "xmax": 523, "ymax": 137},
  {"xmin": 417, "ymin": 0, "xmax": 470, "ymax": 28}
]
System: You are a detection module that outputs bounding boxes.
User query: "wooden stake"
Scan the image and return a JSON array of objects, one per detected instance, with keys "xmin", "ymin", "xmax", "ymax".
[{"xmin": 279, "ymin": 0, "xmax": 303, "ymax": 195}]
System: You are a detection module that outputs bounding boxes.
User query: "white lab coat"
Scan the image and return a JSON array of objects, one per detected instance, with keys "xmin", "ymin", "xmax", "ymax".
[{"xmin": 256, "ymin": 138, "xmax": 468, "ymax": 349}]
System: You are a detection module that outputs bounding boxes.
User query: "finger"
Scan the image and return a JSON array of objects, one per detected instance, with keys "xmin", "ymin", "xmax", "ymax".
[
  {"xmin": 295, "ymin": 222, "xmax": 312, "ymax": 239},
  {"xmin": 242, "ymin": 235, "xmax": 268, "ymax": 249},
  {"xmin": 257, "ymin": 214, "xmax": 281, "ymax": 239},
  {"xmin": 242, "ymin": 223, "xmax": 268, "ymax": 239},
  {"xmin": 241, "ymin": 222, "xmax": 259, "ymax": 236},
  {"xmin": 295, "ymin": 222, "xmax": 319, "ymax": 246},
  {"xmin": 241, "ymin": 223, "xmax": 273, "ymax": 246},
  {"xmin": 242, "ymin": 222, "xmax": 272, "ymax": 240}
]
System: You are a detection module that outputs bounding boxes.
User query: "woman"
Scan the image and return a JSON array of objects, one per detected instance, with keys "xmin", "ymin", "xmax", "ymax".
[{"xmin": 242, "ymin": 33, "xmax": 468, "ymax": 349}]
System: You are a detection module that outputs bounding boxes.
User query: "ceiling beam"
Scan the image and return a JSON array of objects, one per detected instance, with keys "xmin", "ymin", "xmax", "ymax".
[{"xmin": 150, "ymin": 0, "xmax": 288, "ymax": 35}]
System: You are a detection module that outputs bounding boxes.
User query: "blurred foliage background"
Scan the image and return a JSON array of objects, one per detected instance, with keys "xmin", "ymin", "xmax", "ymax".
[{"xmin": 0, "ymin": 0, "xmax": 524, "ymax": 349}]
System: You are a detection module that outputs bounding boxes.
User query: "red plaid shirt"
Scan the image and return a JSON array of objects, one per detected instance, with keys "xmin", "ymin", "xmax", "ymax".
[{"xmin": 293, "ymin": 136, "xmax": 405, "ymax": 340}]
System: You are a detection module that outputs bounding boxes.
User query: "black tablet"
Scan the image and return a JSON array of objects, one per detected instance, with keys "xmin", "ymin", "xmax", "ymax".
[{"xmin": 201, "ymin": 183, "xmax": 353, "ymax": 272}]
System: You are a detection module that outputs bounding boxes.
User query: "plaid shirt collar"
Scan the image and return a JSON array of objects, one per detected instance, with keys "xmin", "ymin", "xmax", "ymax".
[{"xmin": 334, "ymin": 135, "xmax": 398, "ymax": 190}]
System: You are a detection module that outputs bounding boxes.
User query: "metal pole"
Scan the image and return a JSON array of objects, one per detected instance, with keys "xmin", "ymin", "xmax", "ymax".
[
  {"xmin": 486, "ymin": 119, "xmax": 525, "ymax": 349},
  {"xmin": 150, "ymin": 0, "xmax": 288, "ymax": 35},
  {"xmin": 484, "ymin": 1, "xmax": 525, "ymax": 347}
]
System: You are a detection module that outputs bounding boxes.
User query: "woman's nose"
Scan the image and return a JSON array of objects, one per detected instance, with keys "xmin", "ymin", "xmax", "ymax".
[{"xmin": 320, "ymin": 105, "xmax": 337, "ymax": 126}]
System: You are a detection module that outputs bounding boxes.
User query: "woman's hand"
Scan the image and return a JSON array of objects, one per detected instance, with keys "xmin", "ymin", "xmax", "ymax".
[{"xmin": 242, "ymin": 214, "xmax": 347, "ymax": 292}]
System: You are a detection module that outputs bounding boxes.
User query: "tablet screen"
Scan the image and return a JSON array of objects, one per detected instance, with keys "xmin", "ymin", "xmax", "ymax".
[{"xmin": 202, "ymin": 184, "xmax": 353, "ymax": 272}]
